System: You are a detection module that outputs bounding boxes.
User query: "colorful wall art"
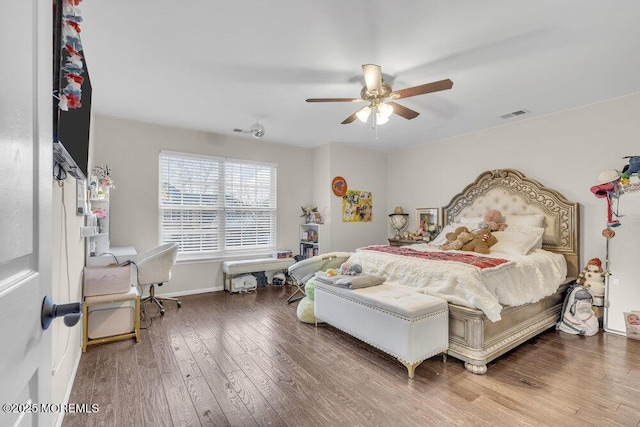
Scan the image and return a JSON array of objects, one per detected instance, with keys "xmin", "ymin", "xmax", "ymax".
[{"xmin": 342, "ymin": 190, "xmax": 372, "ymax": 222}]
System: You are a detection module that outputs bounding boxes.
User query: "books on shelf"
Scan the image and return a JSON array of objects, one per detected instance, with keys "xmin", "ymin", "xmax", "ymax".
[
  {"xmin": 302, "ymin": 246, "xmax": 319, "ymax": 258},
  {"xmin": 624, "ymin": 311, "xmax": 640, "ymax": 340},
  {"xmin": 301, "ymin": 230, "xmax": 318, "ymax": 242}
]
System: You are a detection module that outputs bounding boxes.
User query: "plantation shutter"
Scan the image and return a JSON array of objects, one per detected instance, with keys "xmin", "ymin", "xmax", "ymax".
[
  {"xmin": 159, "ymin": 151, "xmax": 277, "ymax": 256},
  {"xmin": 224, "ymin": 159, "xmax": 277, "ymax": 251}
]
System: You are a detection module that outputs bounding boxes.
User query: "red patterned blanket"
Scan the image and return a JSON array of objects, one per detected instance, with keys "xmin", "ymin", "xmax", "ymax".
[{"xmin": 359, "ymin": 245, "xmax": 510, "ymax": 270}]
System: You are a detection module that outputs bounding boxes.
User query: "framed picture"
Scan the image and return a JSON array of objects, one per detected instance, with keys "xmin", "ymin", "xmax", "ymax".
[{"xmin": 415, "ymin": 207, "xmax": 442, "ymax": 231}]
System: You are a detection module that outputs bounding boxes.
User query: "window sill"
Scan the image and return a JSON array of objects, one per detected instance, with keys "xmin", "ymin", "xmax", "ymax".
[{"xmin": 176, "ymin": 250, "xmax": 276, "ymax": 264}]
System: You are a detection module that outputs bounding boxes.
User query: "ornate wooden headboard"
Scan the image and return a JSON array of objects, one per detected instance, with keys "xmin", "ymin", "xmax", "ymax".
[{"xmin": 442, "ymin": 169, "xmax": 580, "ymax": 278}]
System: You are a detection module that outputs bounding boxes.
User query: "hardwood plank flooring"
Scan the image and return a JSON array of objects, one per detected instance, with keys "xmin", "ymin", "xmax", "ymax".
[{"xmin": 63, "ymin": 285, "xmax": 640, "ymax": 427}]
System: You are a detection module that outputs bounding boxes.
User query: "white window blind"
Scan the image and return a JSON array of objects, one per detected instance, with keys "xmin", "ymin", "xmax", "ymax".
[{"xmin": 159, "ymin": 151, "xmax": 277, "ymax": 257}]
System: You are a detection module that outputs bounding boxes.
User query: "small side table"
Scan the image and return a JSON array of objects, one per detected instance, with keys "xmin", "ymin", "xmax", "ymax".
[
  {"xmin": 388, "ymin": 239, "xmax": 423, "ymax": 247},
  {"xmin": 83, "ymin": 287, "xmax": 140, "ymax": 352}
]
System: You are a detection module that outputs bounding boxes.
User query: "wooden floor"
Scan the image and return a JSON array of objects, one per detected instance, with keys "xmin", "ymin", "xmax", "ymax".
[{"xmin": 63, "ymin": 285, "xmax": 640, "ymax": 427}]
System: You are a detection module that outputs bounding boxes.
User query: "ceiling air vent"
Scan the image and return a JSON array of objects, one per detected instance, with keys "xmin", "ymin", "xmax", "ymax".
[{"xmin": 500, "ymin": 109, "xmax": 530, "ymax": 119}]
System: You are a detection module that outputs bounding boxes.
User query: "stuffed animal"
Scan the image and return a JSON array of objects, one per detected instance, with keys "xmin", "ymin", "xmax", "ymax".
[
  {"xmin": 338, "ymin": 262, "xmax": 363, "ymax": 276},
  {"xmin": 461, "ymin": 229, "xmax": 498, "ymax": 254},
  {"xmin": 577, "ymin": 258, "xmax": 605, "ymax": 306},
  {"xmin": 440, "ymin": 226, "xmax": 474, "ymax": 251},
  {"xmin": 484, "ymin": 209, "xmax": 508, "ymax": 232},
  {"xmin": 622, "ymin": 155, "xmax": 640, "ymax": 176}
]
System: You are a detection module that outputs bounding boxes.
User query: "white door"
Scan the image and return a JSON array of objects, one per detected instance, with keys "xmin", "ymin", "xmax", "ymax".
[{"xmin": 0, "ymin": 0, "xmax": 53, "ymax": 426}]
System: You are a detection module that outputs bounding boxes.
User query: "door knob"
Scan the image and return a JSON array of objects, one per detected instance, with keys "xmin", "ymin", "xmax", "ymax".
[{"xmin": 41, "ymin": 295, "xmax": 82, "ymax": 330}]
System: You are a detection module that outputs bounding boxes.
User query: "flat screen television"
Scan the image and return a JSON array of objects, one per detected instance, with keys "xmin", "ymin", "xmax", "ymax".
[{"xmin": 52, "ymin": 0, "xmax": 92, "ymax": 181}]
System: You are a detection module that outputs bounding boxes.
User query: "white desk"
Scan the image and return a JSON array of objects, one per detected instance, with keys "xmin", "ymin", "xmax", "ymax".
[{"xmin": 86, "ymin": 246, "xmax": 138, "ymax": 267}]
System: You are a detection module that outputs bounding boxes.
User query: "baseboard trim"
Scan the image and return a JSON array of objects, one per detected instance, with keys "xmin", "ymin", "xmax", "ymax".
[
  {"xmin": 155, "ymin": 286, "xmax": 224, "ymax": 298},
  {"xmin": 55, "ymin": 346, "xmax": 82, "ymax": 427}
]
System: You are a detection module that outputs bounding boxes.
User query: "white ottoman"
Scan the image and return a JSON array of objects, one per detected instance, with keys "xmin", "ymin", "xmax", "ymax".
[{"xmin": 314, "ymin": 282, "xmax": 448, "ymax": 378}]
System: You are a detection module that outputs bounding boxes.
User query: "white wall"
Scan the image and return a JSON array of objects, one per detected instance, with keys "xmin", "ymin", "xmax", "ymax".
[
  {"xmin": 91, "ymin": 115, "xmax": 314, "ymax": 294},
  {"xmin": 387, "ymin": 92, "xmax": 640, "ymax": 266},
  {"xmin": 323, "ymin": 142, "xmax": 388, "ymax": 251},
  {"xmin": 90, "ymin": 93, "xmax": 640, "ymax": 296},
  {"xmin": 51, "ymin": 176, "xmax": 85, "ymax": 422}
]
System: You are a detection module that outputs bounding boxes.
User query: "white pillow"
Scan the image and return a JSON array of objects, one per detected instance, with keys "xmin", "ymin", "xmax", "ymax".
[
  {"xmin": 430, "ymin": 224, "xmax": 457, "ymax": 246},
  {"xmin": 458, "ymin": 216, "xmax": 484, "ymax": 230},
  {"xmin": 430, "ymin": 223, "xmax": 469, "ymax": 246},
  {"xmin": 504, "ymin": 214, "xmax": 545, "ymax": 228},
  {"xmin": 491, "ymin": 230, "xmax": 541, "ymax": 255},
  {"xmin": 506, "ymin": 225, "xmax": 545, "ymax": 249}
]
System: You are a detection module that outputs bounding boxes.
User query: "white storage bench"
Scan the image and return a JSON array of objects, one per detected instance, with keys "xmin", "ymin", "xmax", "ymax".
[
  {"xmin": 222, "ymin": 257, "xmax": 295, "ymax": 293},
  {"xmin": 314, "ymin": 282, "xmax": 449, "ymax": 378}
]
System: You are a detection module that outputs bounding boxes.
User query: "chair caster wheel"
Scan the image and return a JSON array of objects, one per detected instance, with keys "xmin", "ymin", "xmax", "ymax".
[
  {"xmin": 160, "ymin": 309, "xmax": 165, "ymax": 316},
  {"xmin": 177, "ymin": 301, "xmax": 182, "ymax": 308}
]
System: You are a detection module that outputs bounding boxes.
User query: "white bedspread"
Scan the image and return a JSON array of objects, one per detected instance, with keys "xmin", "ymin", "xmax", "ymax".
[{"xmin": 348, "ymin": 244, "xmax": 567, "ymax": 322}]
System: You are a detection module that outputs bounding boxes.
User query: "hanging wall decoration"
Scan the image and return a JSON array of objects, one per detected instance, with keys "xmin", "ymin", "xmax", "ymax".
[
  {"xmin": 342, "ymin": 190, "xmax": 372, "ymax": 222},
  {"xmin": 332, "ymin": 176, "xmax": 347, "ymax": 197},
  {"xmin": 57, "ymin": 0, "xmax": 85, "ymax": 111}
]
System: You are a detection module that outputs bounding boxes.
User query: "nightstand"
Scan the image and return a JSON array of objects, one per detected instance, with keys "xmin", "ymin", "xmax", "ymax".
[{"xmin": 388, "ymin": 239, "xmax": 422, "ymax": 247}]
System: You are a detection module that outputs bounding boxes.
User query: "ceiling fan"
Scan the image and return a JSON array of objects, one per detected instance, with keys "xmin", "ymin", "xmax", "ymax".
[
  {"xmin": 306, "ymin": 64, "xmax": 453, "ymax": 125},
  {"xmin": 232, "ymin": 121, "xmax": 265, "ymax": 138}
]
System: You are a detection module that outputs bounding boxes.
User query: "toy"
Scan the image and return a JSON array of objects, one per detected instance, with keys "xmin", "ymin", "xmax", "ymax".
[
  {"xmin": 440, "ymin": 226, "xmax": 474, "ymax": 251},
  {"xmin": 622, "ymin": 155, "xmax": 640, "ymax": 176},
  {"xmin": 590, "ymin": 169, "xmax": 621, "ymax": 227},
  {"xmin": 484, "ymin": 209, "xmax": 508, "ymax": 232},
  {"xmin": 460, "ymin": 229, "xmax": 498, "ymax": 254},
  {"xmin": 577, "ymin": 258, "xmax": 605, "ymax": 306},
  {"xmin": 338, "ymin": 262, "xmax": 363, "ymax": 276},
  {"xmin": 620, "ymin": 174, "xmax": 631, "ymax": 185}
]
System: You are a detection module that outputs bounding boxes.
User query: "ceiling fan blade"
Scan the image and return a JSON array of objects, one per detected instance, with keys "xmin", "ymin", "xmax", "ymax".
[
  {"xmin": 341, "ymin": 111, "xmax": 359, "ymax": 124},
  {"xmin": 387, "ymin": 102, "xmax": 420, "ymax": 120},
  {"xmin": 341, "ymin": 105, "xmax": 371, "ymax": 124},
  {"xmin": 391, "ymin": 79, "xmax": 453, "ymax": 100},
  {"xmin": 362, "ymin": 64, "xmax": 383, "ymax": 94},
  {"xmin": 306, "ymin": 98, "xmax": 361, "ymax": 103}
]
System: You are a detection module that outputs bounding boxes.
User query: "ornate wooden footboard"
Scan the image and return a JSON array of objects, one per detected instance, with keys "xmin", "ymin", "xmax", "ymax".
[{"xmin": 442, "ymin": 169, "xmax": 579, "ymax": 374}]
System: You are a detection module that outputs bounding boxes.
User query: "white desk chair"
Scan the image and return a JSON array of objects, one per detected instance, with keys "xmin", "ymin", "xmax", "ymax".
[{"xmin": 136, "ymin": 243, "xmax": 181, "ymax": 315}]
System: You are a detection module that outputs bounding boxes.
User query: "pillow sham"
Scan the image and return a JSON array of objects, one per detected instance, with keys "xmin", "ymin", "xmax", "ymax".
[
  {"xmin": 504, "ymin": 214, "xmax": 545, "ymax": 228},
  {"xmin": 490, "ymin": 230, "xmax": 541, "ymax": 255},
  {"xmin": 506, "ymin": 225, "xmax": 545, "ymax": 249},
  {"xmin": 457, "ymin": 216, "xmax": 484, "ymax": 230}
]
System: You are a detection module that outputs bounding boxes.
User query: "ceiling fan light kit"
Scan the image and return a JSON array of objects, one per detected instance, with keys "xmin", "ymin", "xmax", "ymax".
[
  {"xmin": 250, "ymin": 122, "xmax": 265, "ymax": 138},
  {"xmin": 306, "ymin": 64, "xmax": 453, "ymax": 127}
]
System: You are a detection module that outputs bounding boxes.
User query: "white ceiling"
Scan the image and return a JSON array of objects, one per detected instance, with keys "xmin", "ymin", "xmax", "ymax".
[{"xmin": 79, "ymin": 1, "xmax": 640, "ymax": 152}]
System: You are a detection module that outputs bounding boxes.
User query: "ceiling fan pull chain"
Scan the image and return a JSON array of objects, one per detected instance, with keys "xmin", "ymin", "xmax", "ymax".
[
  {"xmin": 371, "ymin": 105, "xmax": 377, "ymax": 130},
  {"xmin": 373, "ymin": 106, "xmax": 379, "ymax": 140}
]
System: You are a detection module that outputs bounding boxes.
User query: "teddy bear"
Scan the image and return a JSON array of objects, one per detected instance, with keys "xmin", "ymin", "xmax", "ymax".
[
  {"xmin": 460, "ymin": 229, "xmax": 498, "ymax": 254},
  {"xmin": 440, "ymin": 226, "xmax": 474, "ymax": 251},
  {"xmin": 483, "ymin": 209, "xmax": 508, "ymax": 232},
  {"xmin": 577, "ymin": 258, "xmax": 605, "ymax": 306}
]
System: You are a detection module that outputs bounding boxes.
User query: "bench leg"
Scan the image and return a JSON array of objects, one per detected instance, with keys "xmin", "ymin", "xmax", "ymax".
[
  {"xmin": 399, "ymin": 359, "xmax": 422, "ymax": 379},
  {"xmin": 223, "ymin": 272, "xmax": 234, "ymax": 293}
]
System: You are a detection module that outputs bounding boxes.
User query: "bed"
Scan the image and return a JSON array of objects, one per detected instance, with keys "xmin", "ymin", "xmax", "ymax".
[{"xmin": 350, "ymin": 169, "xmax": 580, "ymax": 374}]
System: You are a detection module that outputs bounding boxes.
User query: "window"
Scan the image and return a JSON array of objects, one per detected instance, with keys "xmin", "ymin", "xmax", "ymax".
[{"xmin": 159, "ymin": 151, "xmax": 277, "ymax": 259}]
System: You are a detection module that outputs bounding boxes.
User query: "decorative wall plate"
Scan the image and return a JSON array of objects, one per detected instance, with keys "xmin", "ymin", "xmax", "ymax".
[{"xmin": 332, "ymin": 176, "xmax": 347, "ymax": 197}]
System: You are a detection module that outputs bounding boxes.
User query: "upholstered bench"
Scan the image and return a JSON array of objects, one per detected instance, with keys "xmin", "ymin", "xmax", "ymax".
[
  {"xmin": 222, "ymin": 257, "xmax": 295, "ymax": 293},
  {"xmin": 314, "ymin": 282, "xmax": 448, "ymax": 378}
]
